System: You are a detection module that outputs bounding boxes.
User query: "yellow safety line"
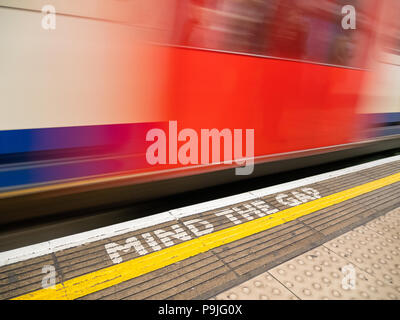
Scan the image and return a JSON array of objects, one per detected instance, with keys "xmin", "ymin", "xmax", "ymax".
[{"xmin": 12, "ymin": 172, "xmax": 400, "ymax": 300}]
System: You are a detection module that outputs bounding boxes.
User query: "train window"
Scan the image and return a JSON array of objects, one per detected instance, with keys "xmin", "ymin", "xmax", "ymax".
[
  {"xmin": 0, "ymin": 0, "xmax": 175, "ymax": 38},
  {"xmin": 380, "ymin": 0, "xmax": 400, "ymax": 56},
  {"xmin": 174, "ymin": 0, "xmax": 278, "ymax": 53},
  {"xmin": 173, "ymin": 0, "xmax": 377, "ymax": 69}
]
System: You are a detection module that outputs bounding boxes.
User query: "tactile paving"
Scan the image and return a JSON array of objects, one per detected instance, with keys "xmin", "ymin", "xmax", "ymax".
[
  {"xmin": 215, "ymin": 272, "xmax": 298, "ymax": 300},
  {"xmin": 365, "ymin": 209, "xmax": 400, "ymax": 243},
  {"xmin": 216, "ymin": 208, "xmax": 400, "ymax": 300},
  {"xmin": 272, "ymin": 246, "xmax": 400, "ymax": 299},
  {"xmin": 324, "ymin": 226, "xmax": 400, "ymax": 287}
]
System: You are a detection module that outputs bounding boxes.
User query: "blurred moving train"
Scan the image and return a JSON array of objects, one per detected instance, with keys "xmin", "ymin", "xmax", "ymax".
[{"xmin": 0, "ymin": 0, "xmax": 400, "ymax": 224}]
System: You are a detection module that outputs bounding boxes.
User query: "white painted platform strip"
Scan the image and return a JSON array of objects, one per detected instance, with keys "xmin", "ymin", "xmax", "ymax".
[
  {"xmin": 0, "ymin": 212, "xmax": 175, "ymax": 267},
  {"xmin": 169, "ymin": 192, "xmax": 256, "ymax": 218},
  {"xmin": 1, "ymin": 155, "xmax": 399, "ymax": 267},
  {"xmin": 249, "ymin": 155, "xmax": 400, "ymax": 198}
]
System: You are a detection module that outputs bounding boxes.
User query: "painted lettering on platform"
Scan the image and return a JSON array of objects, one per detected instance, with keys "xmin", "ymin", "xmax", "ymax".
[{"xmin": 105, "ymin": 187, "xmax": 321, "ymax": 264}]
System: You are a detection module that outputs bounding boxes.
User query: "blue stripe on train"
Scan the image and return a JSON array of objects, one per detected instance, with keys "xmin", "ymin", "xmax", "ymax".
[
  {"xmin": 0, "ymin": 154, "xmax": 149, "ymax": 189},
  {"xmin": 0, "ymin": 122, "xmax": 162, "ymax": 155},
  {"xmin": 0, "ymin": 122, "xmax": 166, "ymax": 190},
  {"xmin": 0, "ymin": 114, "xmax": 398, "ymax": 191},
  {"xmin": 358, "ymin": 112, "xmax": 400, "ymax": 138}
]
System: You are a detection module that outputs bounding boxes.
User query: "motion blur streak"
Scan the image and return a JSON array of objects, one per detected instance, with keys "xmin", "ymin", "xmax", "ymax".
[{"xmin": 0, "ymin": 0, "xmax": 399, "ymax": 222}]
